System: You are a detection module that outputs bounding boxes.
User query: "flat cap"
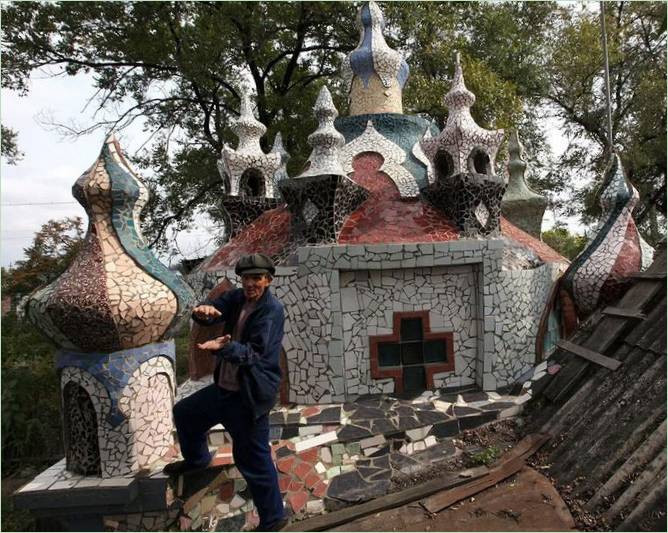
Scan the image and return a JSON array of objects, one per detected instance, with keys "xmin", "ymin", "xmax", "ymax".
[{"xmin": 235, "ymin": 253, "xmax": 275, "ymax": 276}]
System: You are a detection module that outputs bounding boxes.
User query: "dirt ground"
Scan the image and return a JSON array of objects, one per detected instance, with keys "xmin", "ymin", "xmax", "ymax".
[{"xmin": 331, "ymin": 466, "xmax": 576, "ymax": 532}]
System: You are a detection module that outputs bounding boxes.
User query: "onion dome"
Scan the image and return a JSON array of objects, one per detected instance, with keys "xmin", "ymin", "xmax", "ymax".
[
  {"xmin": 561, "ymin": 153, "xmax": 654, "ymax": 319},
  {"xmin": 342, "ymin": 1, "xmax": 410, "ymax": 115},
  {"xmin": 26, "ymin": 135, "xmax": 196, "ymax": 352}
]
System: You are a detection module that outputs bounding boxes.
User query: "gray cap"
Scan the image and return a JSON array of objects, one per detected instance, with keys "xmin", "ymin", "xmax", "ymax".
[{"xmin": 235, "ymin": 253, "xmax": 275, "ymax": 276}]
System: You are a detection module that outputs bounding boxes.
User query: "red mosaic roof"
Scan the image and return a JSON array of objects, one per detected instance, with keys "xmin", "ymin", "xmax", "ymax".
[
  {"xmin": 201, "ymin": 151, "xmax": 566, "ymax": 268},
  {"xmin": 499, "ymin": 217, "xmax": 568, "ymax": 264},
  {"xmin": 202, "ymin": 207, "xmax": 292, "ymax": 272},
  {"xmin": 338, "ymin": 152, "xmax": 460, "ymax": 243}
]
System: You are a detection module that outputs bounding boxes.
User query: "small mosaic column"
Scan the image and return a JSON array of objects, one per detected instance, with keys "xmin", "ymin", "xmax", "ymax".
[
  {"xmin": 216, "ymin": 88, "xmax": 283, "ymax": 242},
  {"xmin": 341, "ymin": 1, "xmax": 410, "ymax": 115},
  {"xmin": 501, "ymin": 130, "xmax": 547, "ymax": 239},
  {"xmin": 279, "ymin": 86, "xmax": 368, "ymax": 244},
  {"xmin": 26, "ymin": 135, "xmax": 196, "ymax": 477}
]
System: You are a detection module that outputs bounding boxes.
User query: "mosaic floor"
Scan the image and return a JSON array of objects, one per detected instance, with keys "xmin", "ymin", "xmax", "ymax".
[{"xmin": 15, "ymin": 360, "xmax": 558, "ymax": 531}]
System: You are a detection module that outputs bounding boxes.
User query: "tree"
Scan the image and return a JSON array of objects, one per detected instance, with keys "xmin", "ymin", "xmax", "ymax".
[
  {"xmin": 2, "ymin": 217, "xmax": 85, "ymax": 297},
  {"xmin": 544, "ymin": 2, "xmax": 666, "ymax": 241},
  {"xmin": 2, "ymin": 2, "xmax": 664, "ymax": 248},
  {"xmin": 1, "ymin": 124, "xmax": 23, "ymax": 164},
  {"xmin": 2, "ymin": 1, "xmax": 359, "ymax": 250},
  {"xmin": 542, "ymin": 226, "xmax": 588, "ymax": 260}
]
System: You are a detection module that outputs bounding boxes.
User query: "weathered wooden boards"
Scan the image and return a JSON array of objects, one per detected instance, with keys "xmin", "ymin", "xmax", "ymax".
[
  {"xmin": 543, "ymin": 253, "xmax": 665, "ymax": 403},
  {"xmin": 421, "ymin": 433, "xmax": 550, "ymax": 514},
  {"xmin": 556, "ymin": 340, "xmax": 622, "ymax": 371},
  {"xmin": 281, "ymin": 467, "xmax": 489, "ymax": 531},
  {"xmin": 602, "ymin": 306, "xmax": 647, "ymax": 320}
]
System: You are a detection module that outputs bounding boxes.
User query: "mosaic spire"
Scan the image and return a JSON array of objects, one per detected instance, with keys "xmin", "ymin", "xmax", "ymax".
[
  {"xmin": 561, "ymin": 153, "xmax": 654, "ymax": 319},
  {"xmin": 270, "ymin": 132, "xmax": 290, "ymax": 184},
  {"xmin": 25, "ymin": 135, "xmax": 194, "ymax": 477},
  {"xmin": 342, "ymin": 1, "xmax": 409, "ymax": 115},
  {"xmin": 299, "ymin": 86, "xmax": 346, "ymax": 178},
  {"xmin": 501, "ymin": 130, "xmax": 547, "ymax": 238},
  {"xmin": 421, "ymin": 52, "xmax": 505, "ymax": 176},
  {"xmin": 220, "ymin": 87, "xmax": 281, "ymax": 198}
]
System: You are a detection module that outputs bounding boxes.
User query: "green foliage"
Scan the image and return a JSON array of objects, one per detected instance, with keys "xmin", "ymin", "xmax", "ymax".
[
  {"xmin": 1, "ymin": 313, "xmax": 64, "ymax": 473},
  {"xmin": 470, "ymin": 445, "xmax": 500, "ymax": 466},
  {"xmin": 1, "ymin": 124, "xmax": 23, "ymax": 164},
  {"xmin": 544, "ymin": 2, "xmax": 666, "ymax": 238},
  {"xmin": 2, "ymin": 217, "xmax": 85, "ymax": 297},
  {"xmin": 542, "ymin": 226, "xmax": 588, "ymax": 260}
]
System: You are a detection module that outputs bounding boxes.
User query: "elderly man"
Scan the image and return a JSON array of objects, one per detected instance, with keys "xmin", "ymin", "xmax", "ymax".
[{"xmin": 166, "ymin": 254, "xmax": 286, "ymax": 531}]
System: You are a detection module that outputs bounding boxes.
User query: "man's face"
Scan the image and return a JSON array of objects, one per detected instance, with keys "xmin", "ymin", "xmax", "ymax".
[{"xmin": 241, "ymin": 273, "xmax": 271, "ymax": 302}]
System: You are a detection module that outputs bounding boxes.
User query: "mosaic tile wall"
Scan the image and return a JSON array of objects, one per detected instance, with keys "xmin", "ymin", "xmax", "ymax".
[
  {"xmin": 488, "ymin": 263, "xmax": 562, "ymax": 388},
  {"xmin": 339, "ymin": 265, "xmax": 478, "ymax": 394},
  {"xmin": 191, "ymin": 239, "xmax": 560, "ymax": 403}
]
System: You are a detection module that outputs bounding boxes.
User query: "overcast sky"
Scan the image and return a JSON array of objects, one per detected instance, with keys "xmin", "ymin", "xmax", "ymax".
[
  {"xmin": 1, "ymin": 71, "xmax": 220, "ymax": 268},
  {"xmin": 1, "ymin": 69, "xmax": 579, "ymax": 269}
]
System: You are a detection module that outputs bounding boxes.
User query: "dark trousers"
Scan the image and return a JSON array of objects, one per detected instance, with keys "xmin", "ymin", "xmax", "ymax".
[{"xmin": 173, "ymin": 384, "xmax": 284, "ymax": 528}]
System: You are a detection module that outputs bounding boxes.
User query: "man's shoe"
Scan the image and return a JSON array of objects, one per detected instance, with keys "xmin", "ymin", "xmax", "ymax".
[{"xmin": 163, "ymin": 459, "xmax": 210, "ymax": 476}]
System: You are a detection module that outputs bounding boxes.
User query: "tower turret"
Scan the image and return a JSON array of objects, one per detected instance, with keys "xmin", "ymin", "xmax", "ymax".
[{"xmin": 342, "ymin": 1, "xmax": 409, "ymax": 115}]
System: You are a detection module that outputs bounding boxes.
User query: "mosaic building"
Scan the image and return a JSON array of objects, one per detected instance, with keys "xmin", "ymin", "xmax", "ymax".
[
  {"xmin": 190, "ymin": 1, "xmax": 569, "ymax": 403},
  {"xmin": 25, "ymin": 136, "xmax": 196, "ymax": 477}
]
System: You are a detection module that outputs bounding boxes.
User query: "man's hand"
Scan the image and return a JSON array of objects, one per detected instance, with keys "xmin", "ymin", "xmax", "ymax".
[
  {"xmin": 193, "ymin": 305, "xmax": 222, "ymax": 321},
  {"xmin": 197, "ymin": 335, "xmax": 231, "ymax": 351}
]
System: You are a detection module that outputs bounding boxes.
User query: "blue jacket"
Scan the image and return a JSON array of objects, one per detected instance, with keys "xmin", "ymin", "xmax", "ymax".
[{"xmin": 193, "ymin": 287, "xmax": 285, "ymax": 419}]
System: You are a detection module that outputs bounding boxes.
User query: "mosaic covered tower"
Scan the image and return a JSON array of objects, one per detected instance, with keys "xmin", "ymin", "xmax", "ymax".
[
  {"xmin": 421, "ymin": 52, "xmax": 506, "ymax": 236},
  {"xmin": 501, "ymin": 130, "xmax": 547, "ymax": 239},
  {"xmin": 561, "ymin": 153, "xmax": 654, "ymax": 322},
  {"xmin": 26, "ymin": 135, "xmax": 196, "ymax": 477},
  {"xmin": 217, "ymin": 88, "xmax": 283, "ymax": 242},
  {"xmin": 342, "ymin": 0, "xmax": 410, "ymax": 115},
  {"xmin": 279, "ymin": 86, "xmax": 368, "ymax": 245}
]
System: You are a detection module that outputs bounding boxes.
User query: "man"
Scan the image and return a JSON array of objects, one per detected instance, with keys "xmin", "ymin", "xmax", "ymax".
[{"xmin": 166, "ymin": 253, "xmax": 286, "ymax": 531}]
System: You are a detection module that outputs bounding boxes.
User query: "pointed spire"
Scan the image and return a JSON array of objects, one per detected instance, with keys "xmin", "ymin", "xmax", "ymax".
[
  {"xmin": 501, "ymin": 130, "xmax": 547, "ymax": 238},
  {"xmin": 270, "ymin": 132, "xmax": 290, "ymax": 183},
  {"xmin": 298, "ymin": 86, "xmax": 345, "ymax": 178},
  {"xmin": 443, "ymin": 52, "xmax": 476, "ymax": 109},
  {"xmin": 220, "ymin": 87, "xmax": 281, "ymax": 198},
  {"xmin": 342, "ymin": 1, "xmax": 409, "ymax": 115},
  {"xmin": 230, "ymin": 86, "xmax": 266, "ymax": 154}
]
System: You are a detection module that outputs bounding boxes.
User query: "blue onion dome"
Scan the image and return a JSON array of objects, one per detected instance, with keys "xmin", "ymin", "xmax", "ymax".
[{"xmin": 342, "ymin": 1, "xmax": 410, "ymax": 91}]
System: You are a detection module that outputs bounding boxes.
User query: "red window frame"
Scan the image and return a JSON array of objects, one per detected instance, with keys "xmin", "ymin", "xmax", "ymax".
[{"xmin": 369, "ymin": 311, "xmax": 455, "ymax": 393}]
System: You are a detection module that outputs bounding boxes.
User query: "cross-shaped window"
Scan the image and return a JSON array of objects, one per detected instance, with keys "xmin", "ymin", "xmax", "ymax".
[{"xmin": 369, "ymin": 311, "xmax": 454, "ymax": 393}]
